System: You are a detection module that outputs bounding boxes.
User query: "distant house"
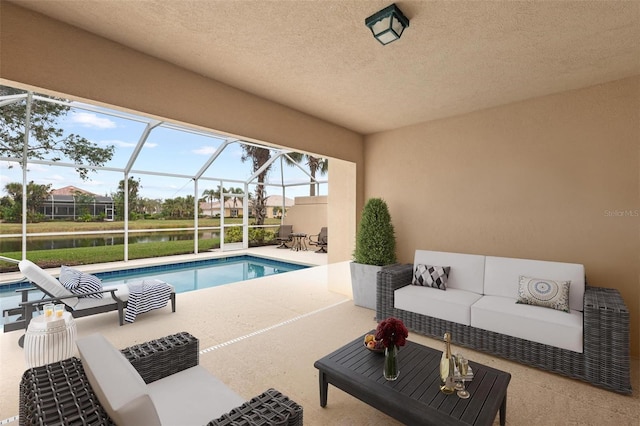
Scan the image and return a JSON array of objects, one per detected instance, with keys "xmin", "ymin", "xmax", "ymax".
[
  {"xmin": 199, "ymin": 195, "xmax": 294, "ymax": 219},
  {"xmin": 43, "ymin": 186, "xmax": 115, "ymax": 220},
  {"xmin": 264, "ymin": 195, "xmax": 294, "ymax": 219},
  {"xmin": 200, "ymin": 198, "xmax": 244, "ymax": 218}
]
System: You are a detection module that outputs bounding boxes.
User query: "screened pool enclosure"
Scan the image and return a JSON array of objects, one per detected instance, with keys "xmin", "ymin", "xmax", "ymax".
[{"xmin": 0, "ymin": 85, "xmax": 328, "ymax": 265}]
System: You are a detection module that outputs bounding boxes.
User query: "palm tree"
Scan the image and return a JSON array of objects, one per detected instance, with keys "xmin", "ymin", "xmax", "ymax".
[
  {"xmin": 201, "ymin": 188, "xmax": 218, "ymax": 216},
  {"xmin": 285, "ymin": 153, "xmax": 328, "ymax": 196},
  {"xmin": 241, "ymin": 145, "xmax": 271, "ymax": 225},
  {"xmin": 227, "ymin": 187, "xmax": 244, "ymax": 209}
]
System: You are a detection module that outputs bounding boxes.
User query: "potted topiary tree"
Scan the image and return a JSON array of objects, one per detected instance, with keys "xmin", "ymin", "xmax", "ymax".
[{"xmin": 350, "ymin": 198, "xmax": 397, "ymax": 309}]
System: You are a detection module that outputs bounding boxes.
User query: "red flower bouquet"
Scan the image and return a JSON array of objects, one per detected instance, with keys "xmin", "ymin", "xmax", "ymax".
[{"xmin": 375, "ymin": 317, "xmax": 409, "ymax": 349}]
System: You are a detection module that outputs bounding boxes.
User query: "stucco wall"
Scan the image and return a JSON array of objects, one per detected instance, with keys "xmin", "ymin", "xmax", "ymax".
[
  {"xmin": 365, "ymin": 76, "xmax": 640, "ymax": 357},
  {"xmin": 285, "ymin": 196, "xmax": 327, "ymax": 238}
]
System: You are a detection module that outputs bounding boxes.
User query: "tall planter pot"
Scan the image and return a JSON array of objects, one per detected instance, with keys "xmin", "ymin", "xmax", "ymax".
[{"xmin": 350, "ymin": 262, "xmax": 382, "ymax": 310}]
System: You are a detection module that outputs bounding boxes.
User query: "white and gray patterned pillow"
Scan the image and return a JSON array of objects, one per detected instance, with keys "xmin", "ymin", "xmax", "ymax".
[
  {"xmin": 412, "ymin": 264, "xmax": 451, "ymax": 290},
  {"xmin": 59, "ymin": 265, "xmax": 103, "ymax": 299},
  {"xmin": 516, "ymin": 276, "xmax": 570, "ymax": 312}
]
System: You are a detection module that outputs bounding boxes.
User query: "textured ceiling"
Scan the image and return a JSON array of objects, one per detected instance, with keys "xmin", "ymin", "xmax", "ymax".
[{"xmin": 11, "ymin": 0, "xmax": 640, "ymax": 135}]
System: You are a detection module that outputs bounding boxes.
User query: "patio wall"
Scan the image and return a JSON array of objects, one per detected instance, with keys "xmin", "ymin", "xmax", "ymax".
[
  {"xmin": 364, "ymin": 76, "xmax": 640, "ymax": 357},
  {"xmin": 285, "ymin": 196, "xmax": 327, "ymax": 238}
]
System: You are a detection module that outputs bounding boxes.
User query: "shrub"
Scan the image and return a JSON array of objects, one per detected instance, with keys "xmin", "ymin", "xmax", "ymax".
[
  {"xmin": 353, "ymin": 198, "xmax": 396, "ymax": 266},
  {"xmin": 224, "ymin": 226, "xmax": 243, "ymax": 243}
]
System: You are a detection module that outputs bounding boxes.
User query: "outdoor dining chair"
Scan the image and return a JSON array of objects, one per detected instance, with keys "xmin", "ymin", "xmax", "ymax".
[
  {"xmin": 275, "ymin": 225, "xmax": 293, "ymax": 248},
  {"xmin": 308, "ymin": 227, "xmax": 328, "ymax": 253}
]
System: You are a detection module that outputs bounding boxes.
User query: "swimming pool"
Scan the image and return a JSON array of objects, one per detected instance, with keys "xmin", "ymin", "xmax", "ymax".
[{"xmin": 0, "ymin": 255, "xmax": 309, "ymax": 322}]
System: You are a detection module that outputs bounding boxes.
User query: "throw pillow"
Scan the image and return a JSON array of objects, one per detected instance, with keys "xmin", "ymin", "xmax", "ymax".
[
  {"xmin": 59, "ymin": 265, "xmax": 104, "ymax": 299},
  {"xmin": 516, "ymin": 276, "xmax": 571, "ymax": 313},
  {"xmin": 59, "ymin": 265, "xmax": 81, "ymax": 290},
  {"xmin": 412, "ymin": 264, "xmax": 450, "ymax": 290}
]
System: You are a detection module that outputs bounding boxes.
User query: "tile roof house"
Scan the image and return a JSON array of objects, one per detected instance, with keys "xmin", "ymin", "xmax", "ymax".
[{"xmin": 200, "ymin": 195, "xmax": 294, "ymax": 218}]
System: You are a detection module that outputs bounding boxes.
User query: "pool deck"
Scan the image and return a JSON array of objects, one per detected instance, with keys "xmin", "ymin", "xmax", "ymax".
[{"xmin": 1, "ymin": 247, "xmax": 638, "ymax": 424}]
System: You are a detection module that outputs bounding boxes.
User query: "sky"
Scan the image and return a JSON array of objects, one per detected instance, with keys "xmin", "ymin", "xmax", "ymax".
[{"xmin": 0, "ymin": 98, "xmax": 327, "ymax": 201}]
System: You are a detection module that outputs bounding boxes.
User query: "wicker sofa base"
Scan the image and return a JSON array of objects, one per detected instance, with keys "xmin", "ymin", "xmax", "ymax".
[
  {"xmin": 19, "ymin": 332, "xmax": 303, "ymax": 425},
  {"xmin": 377, "ymin": 264, "xmax": 632, "ymax": 395}
]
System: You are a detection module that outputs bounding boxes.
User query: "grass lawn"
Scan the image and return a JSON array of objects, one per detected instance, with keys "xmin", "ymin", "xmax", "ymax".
[{"xmin": 0, "ymin": 218, "xmax": 282, "ymax": 272}]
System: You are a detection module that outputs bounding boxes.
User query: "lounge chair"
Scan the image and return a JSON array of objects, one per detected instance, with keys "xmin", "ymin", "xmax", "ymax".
[
  {"xmin": 4, "ymin": 259, "xmax": 176, "ymax": 344},
  {"xmin": 308, "ymin": 227, "xmax": 328, "ymax": 253},
  {"xmin": 275, "ymin": 224, "xmax": 293, "ymax": 248}
]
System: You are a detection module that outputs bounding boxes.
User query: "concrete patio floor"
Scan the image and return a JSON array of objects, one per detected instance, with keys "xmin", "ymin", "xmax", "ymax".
[{"xmin": 1, "ymin": 246, "xmax": 638, "ymax": 424}]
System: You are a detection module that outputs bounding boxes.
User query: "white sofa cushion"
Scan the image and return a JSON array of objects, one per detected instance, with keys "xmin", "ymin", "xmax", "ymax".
[
  {"xmin": 471, "ymin": 295, "xmax": 583, "ymax": 353},
  {"xmin": 484, "ymin": 256, "xmax": 585, "ymax": 312},
  {"xmin": 395, "ymin": 285, "xmax": 483, "ymax": 326},
  {"xmin": 148, "ymin": 365, "xmax": 246, "ymax": 426},
  {"xmin": 414, "ymin": 250, "xmax": 485, "ymax": 294},
  {"xmin": 77, "ymin": 333, "xmax": 161, "ymax": 426}
]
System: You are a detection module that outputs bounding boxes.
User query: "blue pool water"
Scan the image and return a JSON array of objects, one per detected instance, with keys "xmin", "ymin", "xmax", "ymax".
[{"xmin": 0, "ymin": 255, "xmax": 308, "ymax": 318}]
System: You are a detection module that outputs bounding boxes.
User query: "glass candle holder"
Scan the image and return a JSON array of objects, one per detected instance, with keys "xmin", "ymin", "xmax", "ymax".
[
  {"xmin": 43, "ymin": 303, "xmax": 55, "ymax": 319},
  {"xmin": 54, "ymin": 304, "xmax": 65, "ymax": 318}
]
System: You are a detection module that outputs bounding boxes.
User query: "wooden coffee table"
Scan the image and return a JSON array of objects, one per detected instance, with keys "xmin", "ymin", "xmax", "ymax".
[{"xmin": 314, "ymin": 332, "xmax": 511, "ymax": 426}]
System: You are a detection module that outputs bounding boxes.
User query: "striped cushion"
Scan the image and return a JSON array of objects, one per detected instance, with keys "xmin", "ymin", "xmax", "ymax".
[
  {"xmin": 59, "ymin": 265, "xmax": 103, "ymax": 299},
  {"xmin": 59, "ymin": 265, "xmax": 82, "ymax": 289}
]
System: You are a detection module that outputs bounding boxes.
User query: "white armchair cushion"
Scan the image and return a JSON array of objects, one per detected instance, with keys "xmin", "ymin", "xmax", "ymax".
[
  {"xmin": 148, "ymin": 365, "xmax": 246, "ymax": 425},
  {"xmin": 471, "ymin": 295, "xmax": 583, "ymax": 353},
  {"xmin": 77, "ymin": 333, "xmax": 161, "ymax": 426},
  {"xmin": 395, "ymin": 285, "xmax": 482, "ymax": 326}
]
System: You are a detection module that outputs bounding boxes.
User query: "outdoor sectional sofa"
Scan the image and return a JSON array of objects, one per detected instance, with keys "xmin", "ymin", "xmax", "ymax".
[
  {"xmin": 19, "ymin": 332, "xmax": 303, "ymax": 425},
  {"xmin": 376, "ymin": 250, "xmax": 632, "ymax": 395}
]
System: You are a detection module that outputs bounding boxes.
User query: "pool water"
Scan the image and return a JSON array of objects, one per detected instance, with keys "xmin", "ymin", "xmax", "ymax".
[
  {"xmin": 0, "ymin": 255, "xmax": 308, "ymax": 324},
  {"xmin": 98, "ymin": 255, "xmax": 307, "ymax": 293}
]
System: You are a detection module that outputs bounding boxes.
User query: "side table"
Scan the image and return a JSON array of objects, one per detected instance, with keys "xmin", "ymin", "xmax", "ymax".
[
  {"xmin": 290, "ymin": 233, "xmax": 307, "ymax": 251},
  {"xmin": 24, "ymin": 311, "xmax": 77, "ymax": 368}
]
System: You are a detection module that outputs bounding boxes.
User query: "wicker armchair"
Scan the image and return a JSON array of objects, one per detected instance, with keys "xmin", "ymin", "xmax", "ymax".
[
  {"xmin": 377, "ymin": 264, "xmax": 632, "ymax": 395},
  {"xmin": 19, "ymin": 332, "xmax": 303, "ymax": 425}
]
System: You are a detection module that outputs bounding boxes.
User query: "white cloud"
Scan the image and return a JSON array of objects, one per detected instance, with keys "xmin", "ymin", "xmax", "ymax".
[
  {"xmin": 96, "ymin": 139, "xmax": 157, "ymax": 149},
  {"xmin": 193, "ymin": 146, "xmax": 218, "ymax": 155},
  {"xmin": 100, "ymin": 139, "xmax": 136, "ymax": 148},
  {"xmin": 69, "ymin": 112, "xmax": 116, "ymax": 129}
]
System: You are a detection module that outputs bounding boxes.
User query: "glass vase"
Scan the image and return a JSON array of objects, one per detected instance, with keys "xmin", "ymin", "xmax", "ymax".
[{"xmin": 384, "ymin": 345, "xmax": 399, "ymax": 381}]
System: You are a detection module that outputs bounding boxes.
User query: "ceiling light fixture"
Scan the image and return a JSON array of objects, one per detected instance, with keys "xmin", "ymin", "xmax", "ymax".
[{"xmin": 365, "ymin": 3, "xmax": 410, "ymax": 45}]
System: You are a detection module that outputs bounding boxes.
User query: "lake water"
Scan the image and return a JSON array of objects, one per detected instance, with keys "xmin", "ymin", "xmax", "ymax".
[{"xmin": 0, "ymin": 231, "xmax": 220, "ymax": 251}]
